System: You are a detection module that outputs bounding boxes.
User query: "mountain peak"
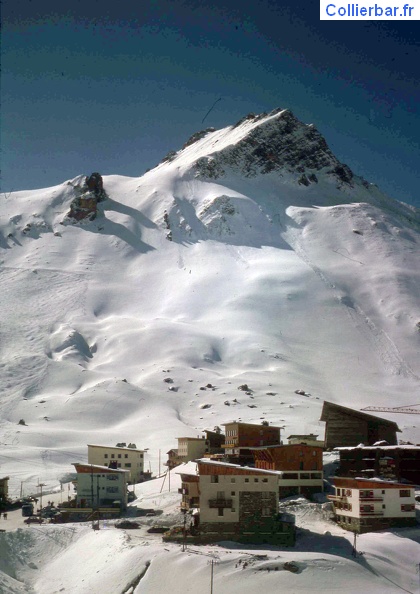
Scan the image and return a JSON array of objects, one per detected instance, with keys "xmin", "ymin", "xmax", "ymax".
[{"xmin": 159, "ymin": 108, "xmax": 354, "ymax": 186}]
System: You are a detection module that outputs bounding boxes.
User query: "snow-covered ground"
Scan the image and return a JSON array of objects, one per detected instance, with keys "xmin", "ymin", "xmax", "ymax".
[
  {"xmin": 1, "ymin": 109, "xmax": 419, "ymax": 592},
  {"xmin": 1, "ymin": 473, "xmax": 419, "ymax": 593}
]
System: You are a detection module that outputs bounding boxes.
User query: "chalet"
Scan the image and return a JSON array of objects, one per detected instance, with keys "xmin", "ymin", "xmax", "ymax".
[
  {"xmin": 87, "ymin": 444, "xmax": 145, "ymax": 484},
  {"xmin": 287, "ymin": 433, "xmax": 324, "ymax": 447},
  {"xmin": 328, "ymin": 477, "xmax": 417, "ymax": 533},
  {"xmin": 73, "ymin": 463, "xmax": 129, "ymax": 510},
  {"xmin": 177, "ymin": 461, "xmax": 200, "ymax": 511},
  {"xmin": 251, "ymin": 444, "xmax": 324, "ymax": 497},
  {"xmin": 0, "ymin": 476, "xmax": 9, "ymax": 508},
  {"xmin": 166, "ymin": 448, "xmax": 182, "ymax": 470},
  {"xmin": 189, "ymin": 460, "xmax": 295, "ymax": 545},
  {"xmin": 320, "ymin": 401, "xmax": 400, "ymax": 449},
  {"xmin": 222, "ymin": 421, "xmax": 281, "ymax": 464},
  {"xmin": 334, "ymin": 445, "xmax": 420, "ymax": 485}
]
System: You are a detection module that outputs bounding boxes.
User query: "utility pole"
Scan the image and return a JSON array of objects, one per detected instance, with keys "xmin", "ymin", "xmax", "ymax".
[
  {"xmin": 39, "ymin": 483, "xmax": 46, "ymax": 511},
  {"xmin": 159, "ymin": 449, "xmax": 161, "ymax": 477},
  {"xmin": 210, "ymin": 560, "xmax": 215, "ymax": 594},
  {"xmin": 182, "ymin": 510, "xmax": 187, "ymax": 552}
]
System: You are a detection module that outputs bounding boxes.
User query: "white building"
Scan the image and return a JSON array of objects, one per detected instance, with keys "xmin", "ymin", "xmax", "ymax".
[
  {"xmin": 87, "ymin": 444, "xmax": 145, "ymax": 484},
  {"xmin": 193, "ymin": 459, "xmax": 295, "ymax": 545},
  {"xmin": 329, "ymin": 477, "xmax": 417, "ymax": 533},
  {"xmin": 177, "ymin": 436, "xmax": 209, "ymax": 462},
  {"xmin": 73, "ymin": 463, "xmax": 129, "ymax": 510}
]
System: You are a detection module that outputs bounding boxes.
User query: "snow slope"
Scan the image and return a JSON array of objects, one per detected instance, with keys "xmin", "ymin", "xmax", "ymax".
[
  {"xmin": 1, "ymin": 107, "xmax": 420, "ymax": 594},
  {"xmin": 1, "ymin": 108, "xmax": 419, "ymax": 494}
]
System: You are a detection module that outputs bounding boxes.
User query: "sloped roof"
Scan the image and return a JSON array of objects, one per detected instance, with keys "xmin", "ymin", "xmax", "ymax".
[{"xmin": 320, "ymin": 401, "xmax": 401, "ymax": 431}]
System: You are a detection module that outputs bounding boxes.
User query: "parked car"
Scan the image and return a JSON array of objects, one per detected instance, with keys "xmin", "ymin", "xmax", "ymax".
[
  {"xmin": 115, "ymin": 520, "xmax": 140, "ymax": 529},
  {"xmin": 24, "ymin": 516, "xmax": 44, "ymax": 524}
]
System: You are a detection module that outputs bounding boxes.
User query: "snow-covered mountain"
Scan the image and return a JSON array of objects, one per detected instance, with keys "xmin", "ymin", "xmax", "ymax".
[{"xmin": 1, "ymin": 108, "xmax": 419, "ymax": 496}]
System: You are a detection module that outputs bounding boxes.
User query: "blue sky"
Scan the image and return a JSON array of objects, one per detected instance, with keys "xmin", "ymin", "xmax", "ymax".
[{"xmin": 2, "ymin": 0, "xmax": 419, "ymax": 206}]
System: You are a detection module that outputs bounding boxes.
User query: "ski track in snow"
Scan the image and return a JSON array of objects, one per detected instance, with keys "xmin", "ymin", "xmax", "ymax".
[{"xmin": 283, "ymin": 227, "xmax": 419, "ymax": 381}]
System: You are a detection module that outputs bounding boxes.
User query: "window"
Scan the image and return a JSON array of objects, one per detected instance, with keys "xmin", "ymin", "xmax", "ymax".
[
  {"xmin": 118, "ymin": 454, "xmax": 122, "ymax": 459},
  {"xmin": 337, "ymin": 488, "xmax": 341, "ymax": 496},
  {"xmin": 262, "ymin": 492, "xmax": 271, "ymax": 500},
  {"xmin": 283, "ymin": 473, "xmax": 298, "ymax": 479},
  {"xmin": 124, "ymin": 454, "xmax": 128, "ymax": 459},
  {"xmin": 401, "ymin": 504, "xmax": 415, "ymax": 512},
  {"xmin": 218, "ymin": 508, "xmax": 224, "ymax": 517},
  {"xmin": 211, "ymin": 476, "xmax": 219, "ymax": 483},
  {"xmin": 399, "ymin": 489, "xmax": 411, "ymax": 498},
  {"xmin": 231, "ymin": 478, "xmax": 236, "ymax": 483},
  {"xmin": 125, "ymin": 463, "xmax": 131, "ymax": 468},
  {"xmin": 262, "ymin": 478, "xmax": 268, "ymax": 483},
  {"xmin": 106, "ymin": 475, "xmax": 118, "ymax": 481},
  {"xmin": 106, "ymin": 487, "xmax": 118, "ymax": 493},
  {"xmin": 118, "ymin": 464, "xmax": 121, "ymax": 468},
  {"xmin": 382, "ymin": 504, "xmax": 386, "ymax": 509},
  {"xmin": 254, "ymin": 478, "xmax": 259, "ymax": 483},
  {"xmin": 111, "ymin": 454, "xmax": 115, "ymax": 459},
  {"xmin": 231, "ymin": 508, "xmax": 236, "ymax": 512},
  {"xmin": 217, "ymin": 491, "xmax": 225, "ymax": 500},
  {"xmin": 104, "ymin": 454, "xmax": 108, "ymax": 459},
  {"xmin": 231, "ymin": 491, "xmax": 235, "ymax": 496},
  {"xmin": 262, "ymin": 507, "xmax": 271, "ymax": 517},
  {"xmin": 245, "ymin": 478, "xmax": 249, "ymax": 483}
]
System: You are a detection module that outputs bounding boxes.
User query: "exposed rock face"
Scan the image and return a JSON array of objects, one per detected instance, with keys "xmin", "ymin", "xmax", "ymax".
[
  {"xmin": 194, "ymin": 109, "xmax": 354, "ymax": 186},
  {"xmin": 67, "ymin": 173, "xmax": 107, "ymax": 221}
]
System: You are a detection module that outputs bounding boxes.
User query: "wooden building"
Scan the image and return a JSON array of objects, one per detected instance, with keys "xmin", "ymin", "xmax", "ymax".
[
  {"xmin": 334, "ymin": 445, "xmax": 420, "ymax": 485},
  {"xmin": 251, "ymin": 445, "xmax": 324, "ymax": 497},
  {"xmin": 222, "ymin": 421, "xmax": 281, "ymax": 464},
  {"xmin": 320, "ymin": 401, "xmax": 400, "ymax": 449},
  {"xmin": 0, "ymin": 476, "xmax": 9, "ymax": 509}
]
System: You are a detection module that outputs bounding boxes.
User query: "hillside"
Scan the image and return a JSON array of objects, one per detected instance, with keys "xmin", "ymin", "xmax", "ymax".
[{"xmin": 1, "ymin": 108, "xmax": 419, "ymax": 496}]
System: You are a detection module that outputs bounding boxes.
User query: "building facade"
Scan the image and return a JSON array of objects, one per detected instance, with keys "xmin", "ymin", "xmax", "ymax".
[
  {"xmin": 334, "ymin": 445, "xmax": 420, "ymax": 485},
  {"xmin": 287, "ymin": 434, "xmax": 324, "ymax": 447},
  {"xmin": 87, "ymin": 444, "xmax": 144, "ymax": 484},
  {"xmin": 177, "ymin": 437, "xmax": 210, "ymax": 461},
  {"xmin": 195, "ymin": 460, "xmax": 295, "ymax": 545},
  {"xmin": 73, "ymin": 463, "xmax": 129, "ymax": 510},
  {"xmin": 252, "ymin": 444, "xmax": 324, "ymax": 497},
  {"xmin": 222, "ymin": 422, "xmax": 281, "ymax": 464},
  {"xmin": 320, "ymin": 401, "xmax": 400, "ymax": 449},
  {"xmin": 328, "ymin": 477, "xmax": 417, "ymax": 533}
]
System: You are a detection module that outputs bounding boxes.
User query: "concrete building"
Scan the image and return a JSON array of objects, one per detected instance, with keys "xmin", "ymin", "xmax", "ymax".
[
  {"xmin": 177, "ymin": 436, "xmax": 209, "ymax": 461},
  {"xmin": 334, "ymin": 445, "xmax": 420, "ymax": 485},
  {"xmin": 194, "ymin": 459, "xmax": 295, "ymax": 545},
  {"xmin": 328, "ymin": 477, "xmax": 417, "ymax": 533},
  {"xmin": 87, "ymin": 444, "xmax": 144, "ymax": 484},
  {"xmin": 320, "ymin": 401, "xmax": 400, "ymax": 448},
  {"xmin": 251, "ymin": 444, "xmax": 324, "ymax": 497},
  {"xmin": 73, "ymin": 463, "xmax": 129, "ymax": 510},
  {"xmin": 287, "ymin": 434, "xmax": 324, "ymax": 447}
]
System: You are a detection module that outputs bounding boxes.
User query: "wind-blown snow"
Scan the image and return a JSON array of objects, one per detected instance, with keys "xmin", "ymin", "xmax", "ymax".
[{"xmin": 0, "ymin": 108, "xmax": 419, "ymax": 592}]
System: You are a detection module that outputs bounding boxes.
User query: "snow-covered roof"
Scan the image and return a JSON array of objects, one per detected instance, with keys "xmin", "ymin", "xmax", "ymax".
[
  {"xmin": 196, "ymin": 458, "xmax": 284, "ymax": 476},
  {"xmin": 335, "ymin": 445, "xmax": 420, "ymax": 451},
  {"xmin": 87, "ymin": 444, "xmax": 144, "ymax": 452},
  {"xmin": 174, "ymin": 461, "xmax": 199, "ymax": 476}
]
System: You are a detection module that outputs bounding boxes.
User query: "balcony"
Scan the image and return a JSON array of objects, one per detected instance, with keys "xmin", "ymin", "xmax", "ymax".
[
  {"xmin": 359, "ymin": 496, "xmax": 383, "ymax": 502},
  {"xmin": 327, "ymin": 495, "xmax": 348, "ymax": 503},
  {"xmin": 208, "ymin": 498, "xmax": 233, "ymax": 509},
  {"xmin": 359, "ymin": 510, "xmax": 384, "ymax": 516}
]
